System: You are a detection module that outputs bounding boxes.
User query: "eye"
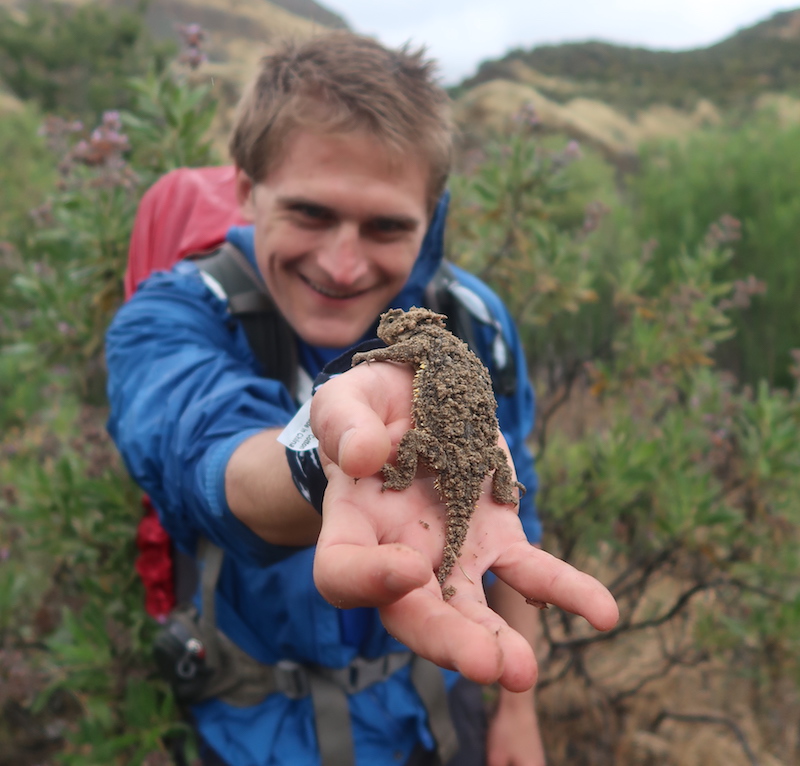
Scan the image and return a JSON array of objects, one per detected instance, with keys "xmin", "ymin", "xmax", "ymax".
[
  {"xmin": 373, "ymin": 219, "xmax": 402, "ymax": 233},
  {"xmin": 289, "ymin": 202, "xmax": 335, "ymax": 227},
  {"xmin": 364, "ymin": 217, "xmax": 416, "ymax": 240}
]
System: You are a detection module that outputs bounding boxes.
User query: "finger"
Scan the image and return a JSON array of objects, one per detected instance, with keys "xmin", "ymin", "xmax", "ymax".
[
  {"xmin": 311, "ymin": 385, "xmax": 391, "ymax": 477},
  {"xmin": 314, "ymin": 542, "xmax": 432, "ymax": 609},
  {"xmin": 492, "ymin": 543, "xmax": 619, "ymax": 631},
  {"xmin": 311, "ymin": 364, "xmax": 413, "ymax": 477},
  {"xmin": 446, "ymin": 592, "xmax": 538, "ymax": 692},
  {"xmin": 380, "ymin": 588, "xmax": 508, "ymax": 685}
]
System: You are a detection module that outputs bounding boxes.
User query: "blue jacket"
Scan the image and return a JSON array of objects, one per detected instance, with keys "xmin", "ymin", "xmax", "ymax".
[{"xmin": 106, "ymin": 195, "xmax": 540, "ymax": 766}]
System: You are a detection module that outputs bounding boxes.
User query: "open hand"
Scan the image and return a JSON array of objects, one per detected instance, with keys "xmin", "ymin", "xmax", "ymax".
[{"xmin": 311, "ymin": 360, "xmax": 618, "ymax": 691}]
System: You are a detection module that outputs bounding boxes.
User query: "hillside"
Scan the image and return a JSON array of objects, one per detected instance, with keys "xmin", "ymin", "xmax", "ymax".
[
  {"xmin": 453, "ymin": 79, "xmax": 722, "ymax": 168},
  {"xmin": 0, "ymin": 0, "xmax": 344, "ymax": 103},
  {"xmin": 269, "ymin": 0, "xmax": 348, "ymax": 30},
  {"xmin": 3, "ymin": 1, "xmax": 799, "ymax": 163},
  {"xmin": 129, "ymin": 0, "xmax": 347, "ymax": 53},
  {"xmin": 452, "ymin": 8, "xmax": 800, "ymax": 162},
  {"xmin": 133, "ymin": 0, "xmax": 350, "ymax": 149},
  {"xmin": 459, "ymin": 8, "xmax": 800, "ymax": 112}
]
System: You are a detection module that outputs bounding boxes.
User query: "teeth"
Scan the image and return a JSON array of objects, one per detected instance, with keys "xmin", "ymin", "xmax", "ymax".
[{"xmin": 306, "ymin": 277, "xmax": 364, "ymax": 300}]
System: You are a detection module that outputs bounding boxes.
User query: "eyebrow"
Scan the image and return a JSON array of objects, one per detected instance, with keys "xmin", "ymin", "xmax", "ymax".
[
  {"xmin": 278, "ymin": 197, "xmax": 335, "ymax": 216},
  {"xmin": 279, "ymin": 196, "xmax": 421, "ymax": 229}
]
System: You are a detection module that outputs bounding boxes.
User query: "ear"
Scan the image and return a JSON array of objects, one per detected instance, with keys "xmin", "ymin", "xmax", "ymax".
[{"xmin": 234, "ymin": 167, "xmax": 256, "ymax": 222}]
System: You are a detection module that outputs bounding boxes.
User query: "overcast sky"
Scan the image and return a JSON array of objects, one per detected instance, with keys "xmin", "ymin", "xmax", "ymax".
[{"xmin": 327, "ymin": 0, "xmax": 796, "ymax": 83}]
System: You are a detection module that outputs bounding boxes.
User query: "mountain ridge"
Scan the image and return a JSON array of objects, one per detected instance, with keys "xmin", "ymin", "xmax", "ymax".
[
  {"xmin": 457, "ymin": 8, "xmax": 800, "ymax": 113},
  {"xmin": 448, "ymin": 7, "xmax": 800, "ymax": 163}
]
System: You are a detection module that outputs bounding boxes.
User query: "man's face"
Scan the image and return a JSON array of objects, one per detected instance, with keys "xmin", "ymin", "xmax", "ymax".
[{"xmin": 236, "ymin": 129, "xmax": 430, "ymax": 348}]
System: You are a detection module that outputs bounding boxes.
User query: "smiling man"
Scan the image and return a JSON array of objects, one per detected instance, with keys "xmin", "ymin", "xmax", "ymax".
[
  {"xmin": 235, "ymin": 128, "xmax": 429, "ymax": 347},
  {"xmin": 106, "ymin": 32, "xmax": 617, "ymax": 766}
]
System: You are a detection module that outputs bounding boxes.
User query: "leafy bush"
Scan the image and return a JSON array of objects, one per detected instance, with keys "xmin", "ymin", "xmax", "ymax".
[
  {"xmin": 1, "ymin": 65, "xmax": 217, "ymax": 406},
  {"xmin": 0, "ymin": 1, "xmax": 173, "ymax": 123},
  {"xmin": 0, "ymin": 104, "xmax": 55, "ymax": 235},
  {"xmin": 448, "ymin": 111, "xmax": 622, "ymax": 377},
  {"xmin": 449, "ymin": 113, "xmax": 800, "ymax": 764},
  {"xmin": 0, "ymin": 37, "xmax": 217, "ymax": 765},
  {"xmin": 629, "ymin": 116, "xmax": 800, "ymax": 388}
]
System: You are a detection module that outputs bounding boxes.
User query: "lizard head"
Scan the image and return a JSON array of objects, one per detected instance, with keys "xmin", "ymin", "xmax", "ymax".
[{"xmin": 376, "ymin": 307, "xmax": 448, "ymax": 343}]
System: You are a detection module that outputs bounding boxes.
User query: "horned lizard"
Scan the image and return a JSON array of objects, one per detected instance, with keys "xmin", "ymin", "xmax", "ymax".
[{"xmin": 352, "ymin": 306, "xmax": 524, "ymax": 599}]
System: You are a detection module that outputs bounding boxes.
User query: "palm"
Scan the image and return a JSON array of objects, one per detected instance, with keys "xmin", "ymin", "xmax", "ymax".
[{"xmin": 322, "ymin": 455, "xmax": 533, "ymax": 581}]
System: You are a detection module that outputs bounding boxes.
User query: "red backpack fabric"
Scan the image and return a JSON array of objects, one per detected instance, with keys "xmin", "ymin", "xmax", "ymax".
[
  {"xmin": 127, "ymin": 165, "xmax": 247, "ymax": 617},
  {"xmin": 125, "ymin": 165, "xmax": 248, "ymax": 299}
]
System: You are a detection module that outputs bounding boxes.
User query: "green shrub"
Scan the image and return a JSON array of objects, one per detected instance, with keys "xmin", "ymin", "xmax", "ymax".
[
  {"xmin": 448, "ymin": 116, "xmax": 624, "ymax": 377},
  {"xmin": 629, "ymin": 116, "xmax": 800, "ymax": 387},
  {"xmin": 0, "ymin": 104, "xmax": 55, "ymax": 234},
  {"xmin": 0, "ymin": 1, "xmax": 173, "ymax": 123},
  {"xmin": 448, "ymin": 116, "xmax": 800, "ymax": 764},
  {"xmin": 0, "ymin": 36, "xmax": 217, "ymax": 764}
]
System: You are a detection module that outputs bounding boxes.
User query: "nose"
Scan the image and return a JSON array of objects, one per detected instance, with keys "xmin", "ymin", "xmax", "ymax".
[{"xmin": 316, "ymin": 223, "xmax": 368, "ymax": 286}]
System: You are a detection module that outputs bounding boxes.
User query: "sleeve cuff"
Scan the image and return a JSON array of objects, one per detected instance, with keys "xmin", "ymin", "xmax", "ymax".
[{"xmin": 201, "ymin": 428, "xmax": 305, "ymax": 565}]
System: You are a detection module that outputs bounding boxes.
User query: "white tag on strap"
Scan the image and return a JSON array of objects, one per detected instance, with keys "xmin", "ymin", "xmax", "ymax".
[{"xmin": 277, "ymin": 399, "xmax": 318, "ymax": 451}]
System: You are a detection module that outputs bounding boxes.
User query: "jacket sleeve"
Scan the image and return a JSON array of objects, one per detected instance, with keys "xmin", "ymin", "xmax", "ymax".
[{"xmin": 106, "ymin": 262, "xmax": 301, "ymax": 565}]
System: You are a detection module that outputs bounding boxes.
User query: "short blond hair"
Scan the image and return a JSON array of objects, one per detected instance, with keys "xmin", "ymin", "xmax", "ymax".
[{"xmin": 229, "ymin": 32, "xmax": 453, "ymax": 212}]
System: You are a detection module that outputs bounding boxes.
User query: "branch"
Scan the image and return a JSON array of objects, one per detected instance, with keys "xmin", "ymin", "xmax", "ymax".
[
  {"xmin": 535, "ymin": 360, "xmax": 582, "ymax": 455},
  {"xmin": 652, "ymin": 711, "xmax": 759, "ymax": 766},
  {"xmin": 549, "ymin": 579, "xmax": 721, "ymax": 651}
]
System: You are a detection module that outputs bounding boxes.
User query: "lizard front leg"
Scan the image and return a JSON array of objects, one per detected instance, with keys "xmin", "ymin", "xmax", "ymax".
[{"xmin": 352, "ymin": 341, "xmax": 425, "ymax": 368}]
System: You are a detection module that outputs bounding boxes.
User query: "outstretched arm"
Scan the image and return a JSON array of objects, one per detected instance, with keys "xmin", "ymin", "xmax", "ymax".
[
  {"xmin": 311, "ymin": 360, "xmax": 618, "ymax": 691},
  {"xmin": 486, "ymin": 578, "xmax": 546, "ymax": 765},
  {"xmin": 225, "ymin": 429, "xmax": 322, "ymax": 545}
]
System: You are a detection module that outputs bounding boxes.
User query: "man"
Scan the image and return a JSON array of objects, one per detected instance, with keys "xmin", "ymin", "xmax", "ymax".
[{"xmin": 106, "ymin": 32, "xmax": 617, "ymax": 766}]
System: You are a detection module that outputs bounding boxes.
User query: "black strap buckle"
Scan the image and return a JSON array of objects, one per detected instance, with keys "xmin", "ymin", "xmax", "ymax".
[{"xmin": 274, "ymin": 659, "xmax": 311, "ymax": 699}]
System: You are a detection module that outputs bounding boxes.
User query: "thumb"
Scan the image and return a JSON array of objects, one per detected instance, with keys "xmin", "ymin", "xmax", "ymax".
[{"xmin": 311, "ymin": 379, "xmax": 391, "ymax": 477}]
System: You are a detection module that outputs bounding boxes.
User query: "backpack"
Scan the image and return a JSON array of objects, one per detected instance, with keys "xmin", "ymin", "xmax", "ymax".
[
  {"xmin": 125, "ymin": 165, "xmax": 247, "ymax": 300},
  {"xmin": 127, "ymin": 165, "xmax": 516, "ymax": 765}
]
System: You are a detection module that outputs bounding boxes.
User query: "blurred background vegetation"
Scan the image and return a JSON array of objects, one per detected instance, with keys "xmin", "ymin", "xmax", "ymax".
[{"xmin": 1, "ymin": 1, "xmax": 799, "ymax": 764}]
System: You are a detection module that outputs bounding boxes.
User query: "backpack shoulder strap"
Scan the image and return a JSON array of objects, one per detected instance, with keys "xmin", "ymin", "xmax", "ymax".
[
  {"xmin": 175, "ymin": 251, "xmax": 473, "ymax": 763},
  {"xmin": 425, "ymin": 261, "xmax": 517, "ymax": 397},
  {"xmin": 192, "ymin": 242, "xmax": 299, "ymax": 397}
]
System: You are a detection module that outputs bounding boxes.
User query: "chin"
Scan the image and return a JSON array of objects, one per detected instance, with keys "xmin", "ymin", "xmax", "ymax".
[{"xmin": 297, "ymin": 315, "xmax": 373, "ymax": 350}]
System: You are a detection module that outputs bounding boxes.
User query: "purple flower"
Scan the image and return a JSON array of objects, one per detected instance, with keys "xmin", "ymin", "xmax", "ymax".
[
  {"xmin": 71, "ymin": 114, "xmax": 130, "ymax": 167},
  {"xmin": 177, "ymin": 22, "xmax": 208, "ymax": 70},
  {"xmin": 178, "ymin": 23, "xmax": 205, "ymax": 48},
  {"xmin": 179, "ymin": 47, "xmax": 208, "ymax": 70},
  {"xmin": 513, "ymin": 101, "xmax": 540, "ymax": 129},
  {"xmin": 102, "ymin": 111, "xmax": 122, "ymax": 130},
  {"xmin": 564, "ymin": 140, "xmax": 582, "ymax": 161}
]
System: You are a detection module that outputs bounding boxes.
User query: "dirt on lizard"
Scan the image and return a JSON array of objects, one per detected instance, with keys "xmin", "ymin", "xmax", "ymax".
[{"xmin": 352, "ymin": 306, "xmax": 523, "ymax": 599}]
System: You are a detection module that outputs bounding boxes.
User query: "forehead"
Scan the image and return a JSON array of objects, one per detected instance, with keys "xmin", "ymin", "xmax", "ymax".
[{"xmin": 262, "ymin": 128, "xmax": 431, "ymax": 213}]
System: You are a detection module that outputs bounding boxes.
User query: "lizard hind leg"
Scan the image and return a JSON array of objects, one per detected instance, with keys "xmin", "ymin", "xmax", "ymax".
[
  {"xmin": 382, "ymin": 429, "xmax": 446, "ymax": 491},
  {"xmin": 489, "ymin": 446, "xmax": 525, "ymax": 505},
  {"xmin": 381, "ymin": 429, "xmax": 422, "ymax": 491}
]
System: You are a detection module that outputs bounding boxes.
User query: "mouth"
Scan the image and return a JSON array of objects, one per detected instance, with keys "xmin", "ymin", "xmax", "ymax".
[{"xmin": 301, "ymin": 275, "xmax": 371, "ymax": 301}]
